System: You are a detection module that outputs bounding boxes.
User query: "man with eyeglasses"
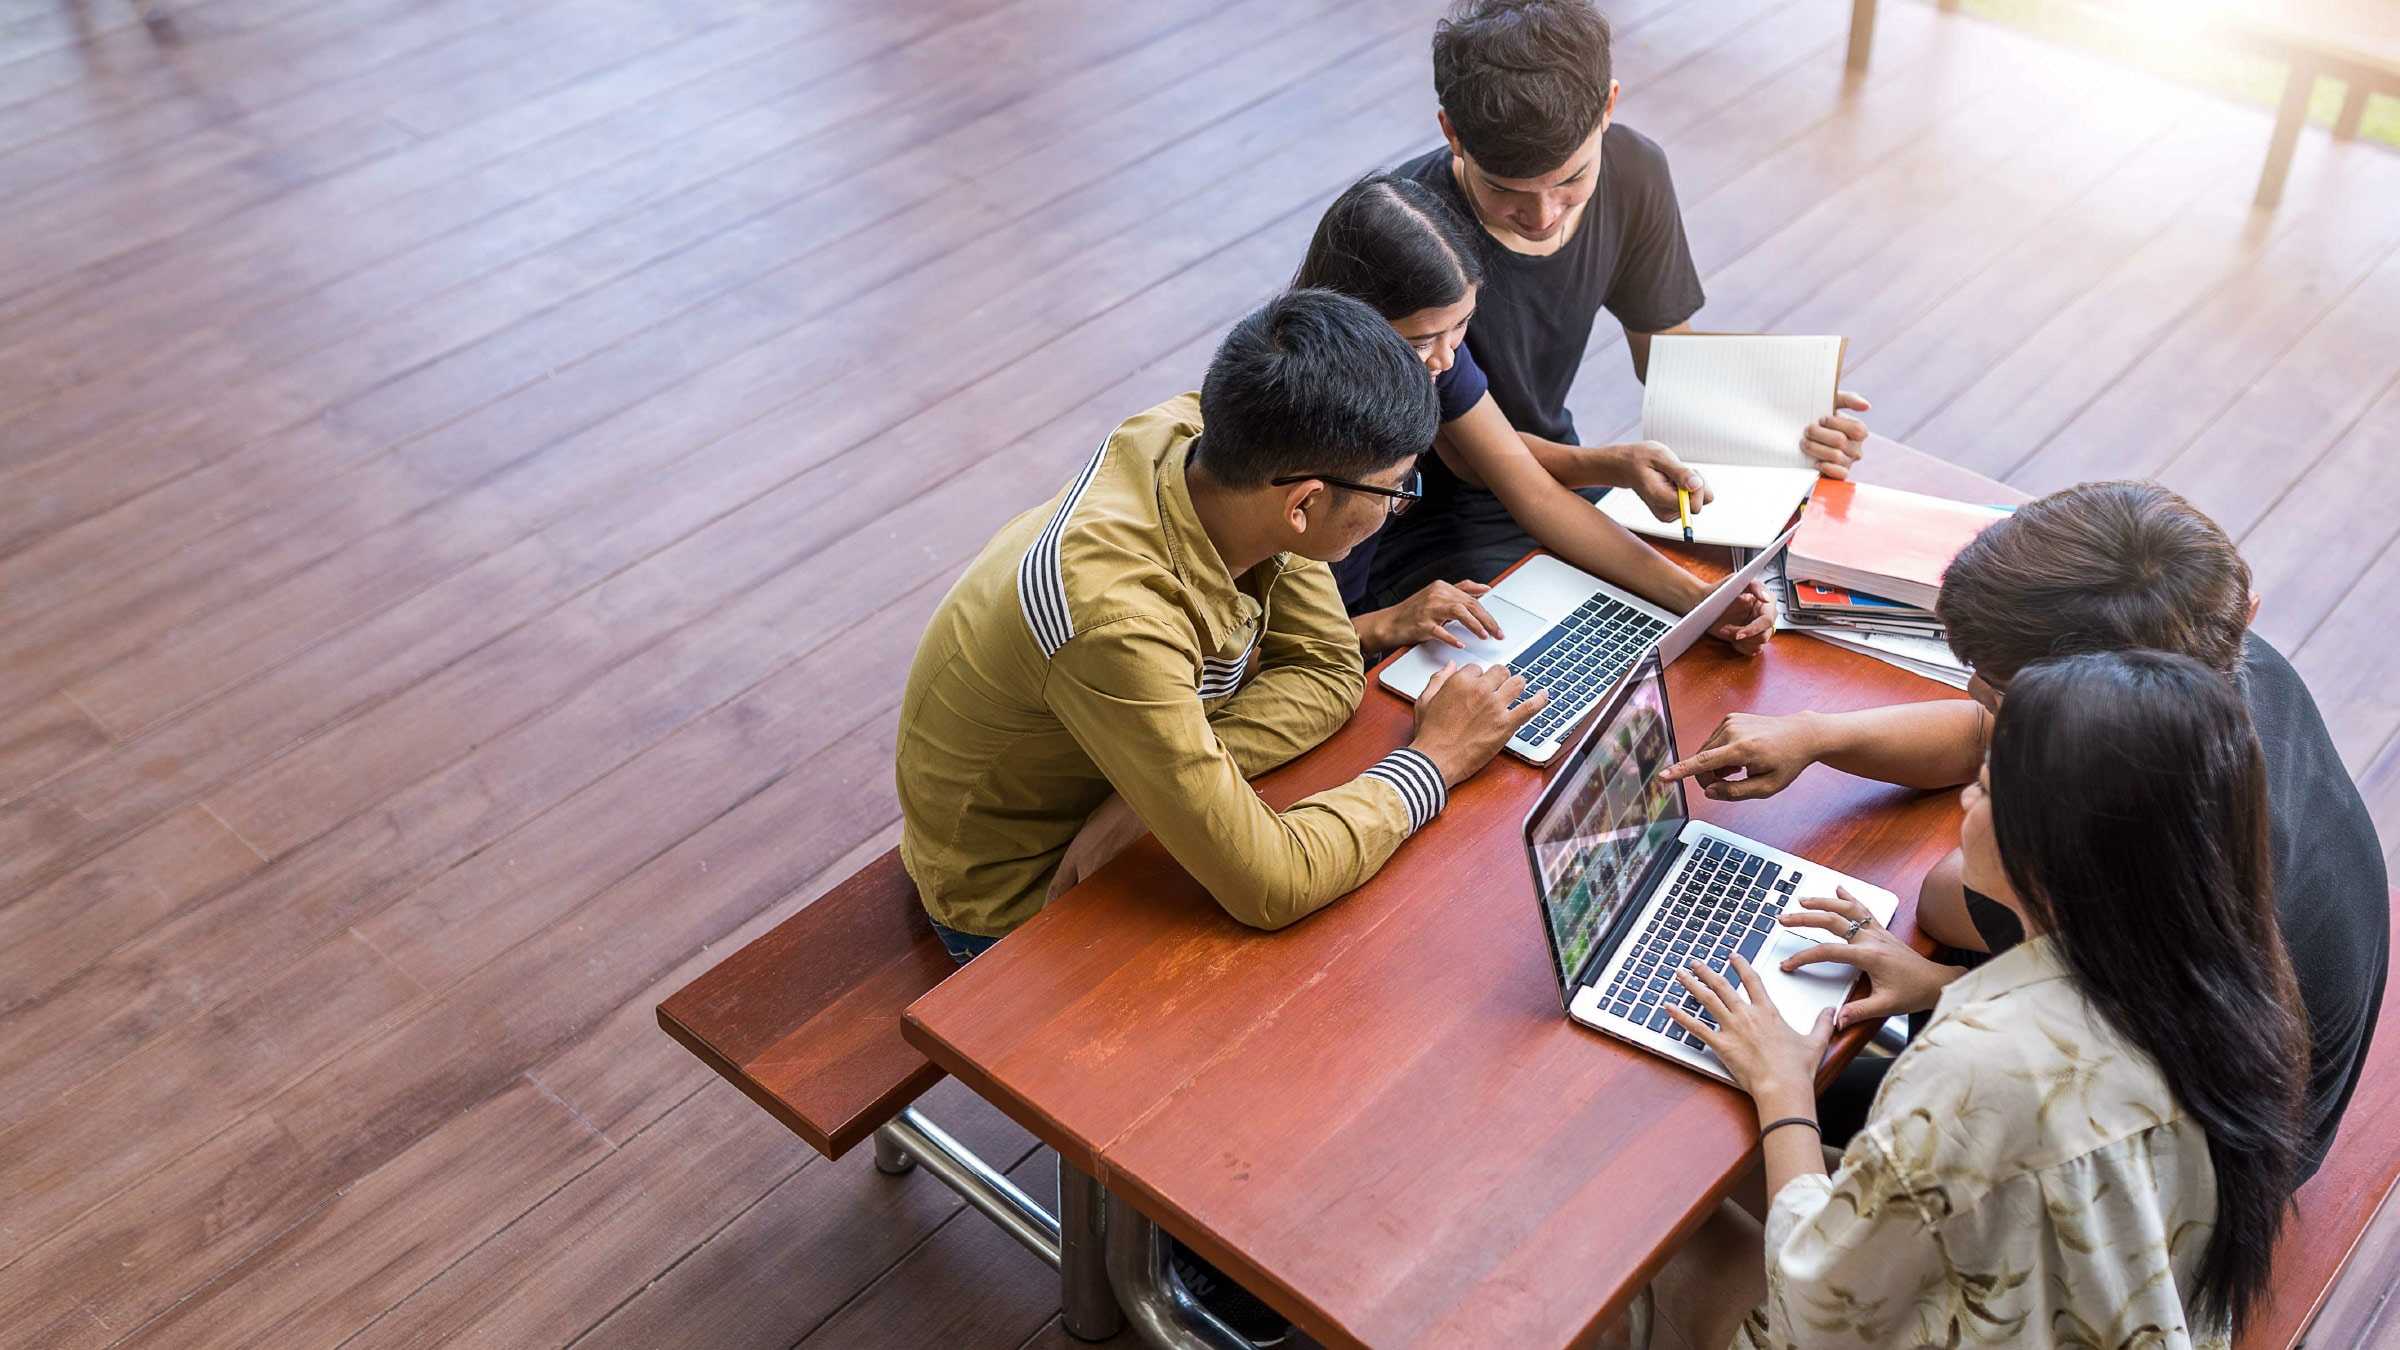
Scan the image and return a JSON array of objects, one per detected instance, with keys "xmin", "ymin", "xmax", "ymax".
[{"xmin": 895, "ymin": 289, "xmax": 1546, "ymax": 965}]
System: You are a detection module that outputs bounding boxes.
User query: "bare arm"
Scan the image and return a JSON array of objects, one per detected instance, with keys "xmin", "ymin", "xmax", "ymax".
[
  {"xmin": 1663, "ymin": 699, "xmax": 1991, "ymax": 800},
  {"xmin": 1623, "ymin": 320, "xmax": 1697, "ymax": 384},
  {"xmin": 1436, "ymin": 396, "xmax": 1706, "ymax": 614},
  {"xmin": 1806, "ymin": 699, "xmax": 1991, "ymax": 790}
]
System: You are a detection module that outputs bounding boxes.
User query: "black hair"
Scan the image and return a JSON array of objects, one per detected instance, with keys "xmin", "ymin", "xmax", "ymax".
[
  {"xmin": 1293, "ymin": 174, "xmax": 1487, "ymax": 321},
  {"xmin": 1990, "ymin": 650, "xmax": 2306, "ymax": 1334},
  {"xmin": 1432, "ymin": 0, "xmax": 1614, "ymax": 180},
  {"xmin": 1193, "ymin": 288, "xmax": 1439, "ymax": 489},
  {"xmin": 1939, "ymin": 481, "xmax": 2253, "ymax": 686}
]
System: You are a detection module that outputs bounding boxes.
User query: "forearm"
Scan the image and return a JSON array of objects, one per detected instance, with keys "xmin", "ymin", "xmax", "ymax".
[
  {"xmin": 1208, "ymin": 660, "xmax": 1362, "ymax": 779},
  {"xmin": 1504, "ymin": 481, "xmax": 1705, "ymax": 613},
  {"xmin": 1754, "ymin": 1085, "xmax": 1830, "ymax": 1199},
  {"xmin": 1351, "ymin": 608, "xmax": 1401, "ymax": 657},
  {"xmin": 1797, "ymin": 700, "xmax": 1989, "ymax": 790},
  {"xmin": 1518, "ymin": 432, "xmax": 1624, "ymax": 490}
]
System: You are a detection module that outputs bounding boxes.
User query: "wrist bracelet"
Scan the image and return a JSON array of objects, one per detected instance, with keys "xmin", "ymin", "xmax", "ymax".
[{"xmin": 1759, "ymin": 1115, "xmax": 1820, "ymax": 1143}]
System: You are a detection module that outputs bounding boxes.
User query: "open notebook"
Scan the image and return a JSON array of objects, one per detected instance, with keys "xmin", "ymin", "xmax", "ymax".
[{"xmin": 1598, "ymin": 334, "xmax": 1845, "ymax": 549}]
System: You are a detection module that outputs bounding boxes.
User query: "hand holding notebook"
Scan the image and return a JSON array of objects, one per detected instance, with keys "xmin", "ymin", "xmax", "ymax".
[{"xmin": 1599, "ymin": 334, "xmax": 1846, "ymax": 549}]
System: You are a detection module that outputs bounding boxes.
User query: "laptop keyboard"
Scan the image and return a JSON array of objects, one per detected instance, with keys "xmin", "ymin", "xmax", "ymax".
[
  {"xmin": 1506, "ymin": 595, "xmax": 1671, "ymax": 747},
  {"xmin": 1601, "ymin": 839, "xmax": 1800, "ymax": 1047}
]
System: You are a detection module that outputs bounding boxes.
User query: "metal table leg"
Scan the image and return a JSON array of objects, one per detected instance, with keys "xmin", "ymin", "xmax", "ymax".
[
  {"xmin": 875, "ymin": 1108, "xmax": 1061, "ymax": 1266},
  {"xmin": 1059, "ymin": 1158, "xmax": 1124, "ymax": 1341},
  {"xmin": 1626, "ymin": 1283, "xmax": 1654, "ymax": 1350},
  {"xmin": 1103, "ymin": 1188, "xmax": 1255, "ymax": 1350},
  {"xmin": 874, "ymin": 1109, "xmax": 1123, "ymax": 1340}
]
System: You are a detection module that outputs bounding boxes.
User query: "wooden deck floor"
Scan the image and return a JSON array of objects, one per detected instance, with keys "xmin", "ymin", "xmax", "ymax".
[{"xmin": 1, "ymin": 1, "xmax": 2395, "ymax": 1346}]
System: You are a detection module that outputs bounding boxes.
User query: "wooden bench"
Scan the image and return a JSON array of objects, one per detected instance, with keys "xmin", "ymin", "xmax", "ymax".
[
  {"xmin": 655, "ymin": 847, "xmax": 955, "ymax": 1159},
  {"xmin": 656, "ymin": 847, "xmax": 1124, "ymax": 1339},
  {"xmin": 1845, "ymin": 0, "xmax": 2399, "ymax": 208},
  {"xmin": 2239, "ymin": 893, "xmax": 2400, "ymax": 1347}
]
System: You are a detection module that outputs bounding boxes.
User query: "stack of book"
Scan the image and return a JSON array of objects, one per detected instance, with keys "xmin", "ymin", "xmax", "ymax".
[{"xmin": 1769, "ymin": 480, "xmax": 2013, "ymax": 690}]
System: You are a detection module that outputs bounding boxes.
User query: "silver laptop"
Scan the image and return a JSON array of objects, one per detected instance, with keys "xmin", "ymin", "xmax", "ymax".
[
  {"xmin": 1377, "ymin": 526, "xmax": 1796, "ymax": 765},
  {"xmin": 1522, "ymin": 652, "xmax": 1897, "ymax": 1084}
]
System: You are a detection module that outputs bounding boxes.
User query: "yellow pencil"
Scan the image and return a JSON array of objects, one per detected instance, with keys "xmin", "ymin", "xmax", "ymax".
[{"xmin": 1677, "ymin": 486, "xmax": 1693, "ymax": 543}]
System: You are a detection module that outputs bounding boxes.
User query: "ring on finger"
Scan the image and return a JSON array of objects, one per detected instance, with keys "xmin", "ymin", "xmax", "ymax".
[{"xmin": 1844, "ymin": 917, "xmax": 1867, "ymax": 940}]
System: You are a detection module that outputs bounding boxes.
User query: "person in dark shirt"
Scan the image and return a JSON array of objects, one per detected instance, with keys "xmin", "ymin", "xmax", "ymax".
[
  {"xmin": 1370, "ymin": 0, "xmax": 1873, "ymax": 598},
  {"xmin": 1662, "ymin": 481, "xmax": 2390, "ymax": 1180},
  {"xmin": 1295, "ymin": 174, "xmax": 1772, "ymax": 659}
]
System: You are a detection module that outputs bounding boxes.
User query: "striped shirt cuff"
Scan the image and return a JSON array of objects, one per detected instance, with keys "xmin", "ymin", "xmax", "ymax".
[{"xmin": 1361, "ymin": 748, "xmax": 1448, "ymax": 833}]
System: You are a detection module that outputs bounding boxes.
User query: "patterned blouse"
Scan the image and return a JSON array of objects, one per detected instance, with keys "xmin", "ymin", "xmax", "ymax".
[{"xmin": 1736, "ymin": 937, "xmax": 2229, "ymax": 1350}]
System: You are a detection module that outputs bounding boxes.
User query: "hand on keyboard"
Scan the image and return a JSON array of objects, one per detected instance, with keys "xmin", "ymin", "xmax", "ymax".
[
  {"xmin": 1410, "ymin": 662, "xmax": 1549, "ymax": 786},
  {"xmin": 1775, "ymin": 888, "xmax": 1964, "ymax": 1029}
]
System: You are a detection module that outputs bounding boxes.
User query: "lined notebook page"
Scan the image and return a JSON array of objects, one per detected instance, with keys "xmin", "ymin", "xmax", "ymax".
[{"xmin": 1639, "ymin": 334, "xmax": 1844, "ymax": 470}]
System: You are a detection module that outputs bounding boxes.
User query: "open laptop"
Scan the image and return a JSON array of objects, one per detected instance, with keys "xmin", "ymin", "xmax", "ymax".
[
  {"xmin": 1522, "ymin": 652, "xmax": 1897, "ymax": 1083},
  {"xmin": 1378, "ymin": 526, "xmax": 1797, "ymax": 765}
]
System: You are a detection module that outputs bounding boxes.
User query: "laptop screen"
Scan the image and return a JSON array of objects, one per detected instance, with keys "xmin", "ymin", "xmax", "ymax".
[{"xmin": 1526, "ymin": 657, "xmax": 1688, "ymax": 992}]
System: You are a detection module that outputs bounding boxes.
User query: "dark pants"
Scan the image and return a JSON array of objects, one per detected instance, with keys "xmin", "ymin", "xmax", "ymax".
[{"xmin": 932, "ymin": 919, "xmax": 1001, "ymax": 965}]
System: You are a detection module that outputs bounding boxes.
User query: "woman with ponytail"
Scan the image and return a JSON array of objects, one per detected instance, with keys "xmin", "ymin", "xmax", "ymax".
[
  {"xmin": 1292, "ymin": 174, "xmax": 1772, "ymax": 658},
  {"xmin": 1652, "ymin": 649, "xmax": 2308, "ymax": 1348}
]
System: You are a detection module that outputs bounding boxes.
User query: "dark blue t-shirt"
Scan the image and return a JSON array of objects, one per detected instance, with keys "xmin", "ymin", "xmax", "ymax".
[{"xmin": 1331, "ymin": 348, "xmax": 1490, "ymax": 612}]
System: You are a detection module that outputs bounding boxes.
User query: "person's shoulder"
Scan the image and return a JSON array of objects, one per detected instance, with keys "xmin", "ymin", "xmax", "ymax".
[
  {"xmin": 1900, "ymin": 960, "xmax": 2185, "ymax": 1172},
  {"xmin": 1394, "ymin": 144, "xmax": 1454, "ymax": 188},
  {"xmin": 1602, "ymin": 122, "xmax": 1675, "ymax": 178},
  {"xmin": 1031, "ymin": 396, "xmax": 1199, "ymax": 658}
]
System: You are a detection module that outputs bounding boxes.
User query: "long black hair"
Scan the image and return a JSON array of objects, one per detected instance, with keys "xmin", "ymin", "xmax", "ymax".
[
  {"xmin": 1990, "ymin": 650, "xmax": 2306, "ymax": 1332},
  {"xmin": 1292, "ymin": 173, "xmax": 1485, "ymax": 322}
]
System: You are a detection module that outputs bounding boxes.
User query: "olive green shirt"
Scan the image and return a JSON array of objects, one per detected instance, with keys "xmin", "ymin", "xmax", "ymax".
[{"xmin": 896, "ymin": 393, "xmax": 1445, "ymax": 937}]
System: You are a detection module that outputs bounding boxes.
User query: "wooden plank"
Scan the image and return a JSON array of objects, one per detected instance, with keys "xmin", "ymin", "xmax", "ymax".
[
  {"xmin": 0, "ymin": 931, "xmax": 424, "ymax": 1238},
  {"xmin": 0, "ymin": 805, "xmax": 262, "ymax": 1012},
  {"xmin": 2157, "ymin": 227, "xmax": 2400, "ymax": 543},
  {"xmin": 0, "ymin": 0, "xmax": 960, "ymax": 441},
  {"xmin": 2000, "ymin": 140, "xmax": 2400, "ymax": 495},
  {"xmin": 2291, "ymin": 515, "xmax": 2400, "ymax": 775},
  {"xmin": 104, "ymin": 1077, "xmax": 608, "ymax": 1350},
  {"xmin": 0, "ymin": 1, "xmax": 1418, "ymax": 752},
  {"xmin": 537, "ymin": 825, "xmax": 905, "ymax": 1142},
  {"xmin": 1899, "ymin": 139, "xmax": 2396, "ymax": 481},
  {"xmin": 0, "ymin": 693, "xmax": 109, "ymax": 789},
  {"xmin": 0, "ymin": 0, "xmax": 1150, "ymax": 470},
  {"xmin": 0, "ymin": 703, "xmax": 906, "ymax": 1333},
  {"xmin": 1618, "ymin": 64, "xmax": 2184, "ymax": 442},
  {"xmin": 0, "ymin": 19, "xmax": 1437, "ymax": 915},
  {"xmin": 778, "ymin": 1146, "xmax": 1064, "ymax": 1350},
  {"xmin": 1562, "ymin": 0, "xmax": 2089, "ymax": 432},
  {"xmin": 2179, "ymin": 252, "xmax": 2400, "ymax": 648},
  {"xmin": 0, "ymin": 0, "xmax": 502, "ymax": 159},
  {"xmin": 656, "ymin": 848, "xmax": 956, "ymax": 1158},
  {"xmin": 1826, "ymin": 104, "xmax": 2261, "ymax": 455},
  {"xmin": 0, "ymin": 1, "xmax": 720, "ymax": 304},
  {"xmin": 340, "ymin": 1073, "xmax": 1025, "ymax": 1350}
]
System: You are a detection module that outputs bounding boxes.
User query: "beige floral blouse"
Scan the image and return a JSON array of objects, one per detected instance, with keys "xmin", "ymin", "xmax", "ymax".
[{"xmin": 1736, "ymin": 937, "xmax": 2227, "ymax": 1350}]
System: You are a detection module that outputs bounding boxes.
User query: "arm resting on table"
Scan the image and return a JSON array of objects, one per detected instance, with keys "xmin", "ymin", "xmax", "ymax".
[
  {"xmin": 1205, "ymin": 559, "xmax": 1367, "ymax": 779},
  {"xmin": 1046, "ymin": 618, "xmax": 1438, "ymax": 931}
]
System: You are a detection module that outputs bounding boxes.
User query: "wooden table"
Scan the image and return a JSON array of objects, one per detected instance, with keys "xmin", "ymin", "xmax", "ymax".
[{"xmin": 905, "ymin": 441, "xmax": 2023, "ymax": 1347}]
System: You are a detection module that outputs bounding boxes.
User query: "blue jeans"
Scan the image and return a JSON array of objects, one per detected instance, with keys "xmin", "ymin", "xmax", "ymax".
[{"xmin": 931, "ymin": 919, "xmax": 1001, "ymax": 965}]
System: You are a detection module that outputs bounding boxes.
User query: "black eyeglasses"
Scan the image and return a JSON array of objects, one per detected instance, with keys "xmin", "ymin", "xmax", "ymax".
[{"xmin": 1269, "ymin": 470, "xmax": 1424, "ymax": 516}]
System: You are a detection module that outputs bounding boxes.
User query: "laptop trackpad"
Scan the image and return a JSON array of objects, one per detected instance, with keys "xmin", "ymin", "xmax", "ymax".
[
  {"xmin": 1434, "ymin": 593, "xmax": 1544, "ymax": 666},
  {"xmin": 1765, "ymin": 930, "xmax": 1859, "ymax": 1031}
]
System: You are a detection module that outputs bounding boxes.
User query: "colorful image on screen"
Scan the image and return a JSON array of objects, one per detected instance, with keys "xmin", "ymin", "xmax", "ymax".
[{"xmin": 1530, "ymin": 663, "xmax": 1685, "ymax": 989}]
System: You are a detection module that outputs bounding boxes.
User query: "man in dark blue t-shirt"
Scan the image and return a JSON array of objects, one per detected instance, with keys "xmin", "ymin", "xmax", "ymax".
[{"xmin": 1369, "ymin": 0, "xmax": 1873, "ymax": 599}]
